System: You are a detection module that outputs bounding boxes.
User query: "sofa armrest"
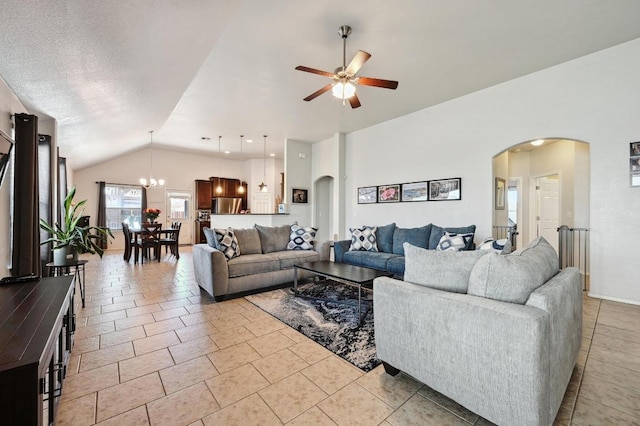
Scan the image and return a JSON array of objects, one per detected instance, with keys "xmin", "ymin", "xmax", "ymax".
[
  {"xmin": 333, "ymin": 239, "xmax": 351, "ymax": 263},
  {"xmin": 374, "ymin": 276, "xmax": 550, "ymax": 426},
  {"xmin": 316, "ymin": 240, "xmax": 331, "ymax": 261},
  {"xmin": 526, "ymin": 267, "xmax": 582, "ymax": 422},
  {"xmin": 192, "ymin": 243, "xmax": 229, "ymax": 299}
]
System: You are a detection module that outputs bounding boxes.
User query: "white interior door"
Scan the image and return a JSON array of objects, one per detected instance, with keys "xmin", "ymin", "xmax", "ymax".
[
  {"xmin": 252, "ymin": 191, "xmax": 273, "ymax": 214},
  {"xmin": 537, "ymin": 175, "xmax": 560, "ymax": 252},
  {"xmin": 165, "ymin": 190, "xmax": 192, "ymax": 244}
]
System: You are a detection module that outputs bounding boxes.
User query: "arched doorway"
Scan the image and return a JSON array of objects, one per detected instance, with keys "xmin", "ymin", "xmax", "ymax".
[
  {"xmin": 314, "ymin": 175, "xmax": 333, "ymax": 244},
  {"xmin": 492, "ymin": 138, "xmax": 590, "ymax": 252}
]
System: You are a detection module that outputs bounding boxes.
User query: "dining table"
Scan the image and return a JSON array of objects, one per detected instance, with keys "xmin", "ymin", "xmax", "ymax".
[{"xmin": 130, "ymin": 226, "xmax": 181, "ymax": 261}]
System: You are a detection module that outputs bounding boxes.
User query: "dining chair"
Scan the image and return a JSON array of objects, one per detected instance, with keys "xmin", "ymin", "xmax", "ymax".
[
  {"xmin": 160, "ymin": 222, "xmax": 181, "ymax": 259},
  {"xmin": 134, "ymin": 223, "xmax": 162, "ymax": 263},
  {"xmin": 121, "ymin": 222, "xmax": 134, "ymax": 261}
]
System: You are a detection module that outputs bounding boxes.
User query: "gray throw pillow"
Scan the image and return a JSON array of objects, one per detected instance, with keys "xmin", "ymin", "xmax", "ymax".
[
  {"xmin": 404, "ymin": 243, "xmax": 488, "ymax": 293},
  {"xmin": 233, "ymin": 228, "xmax": 262, "ymax": 255},
  {"xmin": 203, "ymin": 227, "xmax": 219, "ymax": 249},
  {"xmin": 468, "ymin": 237, "xmax": 559, "ymax": 304},
  {"xmin": 255, "ymin": 223, "xmax": 294, "ymax": 253}
]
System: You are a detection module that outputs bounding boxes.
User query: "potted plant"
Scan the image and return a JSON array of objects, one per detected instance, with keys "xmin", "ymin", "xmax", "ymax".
[
  {"xmin": 40, "ymin": 186, "xmax": 114, "ymax": 264},
  {"xmin": 143, "ymin": 208, "xmax": 161, "ymax": 223}
]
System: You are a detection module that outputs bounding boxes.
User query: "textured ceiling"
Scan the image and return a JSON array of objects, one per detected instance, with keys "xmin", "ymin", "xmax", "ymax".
[{"xmin": 2, "ymin": 0, "xmax": 640, "ymax": 169}]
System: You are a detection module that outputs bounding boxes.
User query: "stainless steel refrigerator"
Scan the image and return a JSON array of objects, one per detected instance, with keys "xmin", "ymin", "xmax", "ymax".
[{"xmin": 211, "ymin": 197, "xmax": 242, "ymax": 214}]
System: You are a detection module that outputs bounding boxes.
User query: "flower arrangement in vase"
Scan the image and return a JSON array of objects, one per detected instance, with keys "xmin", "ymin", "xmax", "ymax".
[{"xmin": 144, "ymin": 208, "xmax": 161, "ymax": 223}]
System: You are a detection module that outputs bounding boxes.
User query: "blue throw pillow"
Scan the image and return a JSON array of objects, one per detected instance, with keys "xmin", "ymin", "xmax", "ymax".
[
  {"xmin": 203, "ymin": 227, "xmax": 219, "ymax": 249},
  {"xmin": 367, "ymin": 222, "xmax": 395, "ymax": 253},
  {"xmin": 392, "ymin": 224, "xmax": 432, "ymax": 256}
]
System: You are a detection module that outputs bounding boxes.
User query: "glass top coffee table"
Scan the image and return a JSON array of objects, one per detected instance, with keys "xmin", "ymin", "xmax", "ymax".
[{"xmin": 293, "ymin": 260, "xmax": 392, "ymax": 324}]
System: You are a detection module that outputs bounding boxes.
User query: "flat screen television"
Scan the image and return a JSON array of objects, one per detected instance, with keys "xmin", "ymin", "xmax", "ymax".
[{"xmin": 0, "ymin": 128, "xmax": 14, "ymax": 187}]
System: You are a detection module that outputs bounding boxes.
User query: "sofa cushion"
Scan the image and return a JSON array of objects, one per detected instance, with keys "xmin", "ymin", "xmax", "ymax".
[
  {"xmin": 404, "ymin": 242, "xmax": 488, "ymax": 293},
  {"xmin": 255, "ymin": 224, "xmax": 294, "ymax": 253},
  {"xmin": 435, "ymin": 232, "xmax": 474, "ymax": 252},
  {"xmin": 392, "ymin": 224, "xmax": 432, "ymax": 255},
  {"xmin": 233, "ymin": 228, "xmax": 262, "ymax": 255},
  {"xmin": 429, "ymin": 224, "xmax": 476, "ymax": 250},
  {"xmin": 343, "ymin": 250, "xmax": 397, "ymax": 271},
  {"xmin": 286, "ymin": 224, "xmax": 317, "ymax": 250},
  {"xmin": 226, "ymin": 253, "xmax": 280, "ymax": 278},
  {"xmin": 386, "ymin": 256, "xmax": 406, "ymax": 276},
  {"xmin": 203, "ymin": 226, "xmax": 219, "ymax": 249},
  {"xmin": 214, "ymin": 228, "xmax": 240, "ymax": 260},
  {"xmin": 271, "ymin": 249, "xmax": 321, "ymax": 269},
  {"xmin": 371, "ymin": 222, "xmax": 396, "ymax": 253},
  {"xmin": 349, "ymin": 226, "xmax": 378, "ymax": 251},
  {"xmin": 468, "ymin": 237, "xmax": 559, "ymax": 304}
]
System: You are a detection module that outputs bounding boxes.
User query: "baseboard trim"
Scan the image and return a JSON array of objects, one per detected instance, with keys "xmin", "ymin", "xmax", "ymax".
[{"xmin": 587, "ymin": 292, "xmax": 640, "ymax": 306}]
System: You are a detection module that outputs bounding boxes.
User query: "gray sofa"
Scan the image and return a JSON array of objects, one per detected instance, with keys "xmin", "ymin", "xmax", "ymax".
[
  {"xmin": 193, "ymin": 224, "xmax": 330, "ymax": 301},
  {"xmin": 334, "ymin": 222, "xmax": 476, "ymax": 276},
  {"xmin": 374, "ymin": 237, "xmax": 582, "ymax": 426}
]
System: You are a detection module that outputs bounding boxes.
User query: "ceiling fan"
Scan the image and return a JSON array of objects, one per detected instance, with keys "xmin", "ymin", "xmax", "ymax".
[{"xmin": 295, "ymin": 25, "xmax": 398, "ymax": 108}]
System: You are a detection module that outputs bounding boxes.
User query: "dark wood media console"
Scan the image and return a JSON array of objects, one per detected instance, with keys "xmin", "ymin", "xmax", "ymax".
[{"xmin": 0, "ymin": 276, "xmax": 76, "ymax": 425}]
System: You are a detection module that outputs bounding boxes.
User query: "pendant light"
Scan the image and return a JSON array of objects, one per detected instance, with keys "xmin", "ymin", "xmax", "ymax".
[
  {"xmin": 139, "ymin": 130, "xmax": 165, "ymax": 188},
  {"xmin": 238, "ymin": 135, "xmax": 245, "ymax": 194},
  {"xmin": 215, "ymin": 136, "xmax": 223, "ymax": 194},
  {"xmin": 258, "ymin": 135, "xmax": 268, "ymax": 192}
]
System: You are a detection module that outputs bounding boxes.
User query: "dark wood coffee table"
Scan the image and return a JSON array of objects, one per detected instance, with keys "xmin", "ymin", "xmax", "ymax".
[{"xmin": 293, "ymin": 261, "xmax": 392, "ymax": 324}]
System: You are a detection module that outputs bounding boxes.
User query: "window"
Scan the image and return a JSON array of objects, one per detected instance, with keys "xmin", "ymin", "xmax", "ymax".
[{"xmin": 105, "ymin": 184, "xmax": 142, "ymax": 230}]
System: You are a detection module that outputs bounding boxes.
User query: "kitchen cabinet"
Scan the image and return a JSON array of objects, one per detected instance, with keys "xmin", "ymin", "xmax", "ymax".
[{"xmin": 196, "ymin": 180, "xmax": 212, "ymax": 210}]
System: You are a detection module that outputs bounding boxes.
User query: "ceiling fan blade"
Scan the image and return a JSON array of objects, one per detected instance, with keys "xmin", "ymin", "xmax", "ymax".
[
  {"xmin": 349, "ymin": 93, "xmax": 361, "ymax": 109},
  {"xmin": 295, "ymin": 65, "xmax": 334, "ymax": 78},
  {"xmin": 303, "ymin": 84, "xmax": 333, "ymax": 101},
  {"xmin": 357, "ymin": 76, "xmax": 399, "ymax": 90},
  {"xmin": 345, "ymin": 50, "xmax": 371, "ymax": 75}
]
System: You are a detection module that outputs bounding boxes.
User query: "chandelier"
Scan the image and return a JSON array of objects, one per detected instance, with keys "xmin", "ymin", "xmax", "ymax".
[
  {"xmin": 258, "ymin": 135, "xmax": 268, "ymax": 192},
  {"xmin": 139, "ymin": 130, "xmax": 165, "ymax": 188}
]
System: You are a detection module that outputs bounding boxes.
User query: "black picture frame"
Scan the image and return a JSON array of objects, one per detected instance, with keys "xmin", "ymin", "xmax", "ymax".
[
  {"xmin": 495, "ymin": 177, "xmax": 506, "ymax": 209},
  {"xmin": 291, "ymin": 188, "xmax": 308, "ymax": 204},
  {"xmin": 428, "ymin": 178, "xmax": 462, "ymax": 201},
  {"xmin": 357, "ymin": 186, "xmax": 378, "ymax": 204},
  {"xmin": 401, "ymin": 181, "xmax": 429, "ymax": 202},
  {"xmin": 378, "ymin": 184, "xmax": 401, "ymax": 203}
]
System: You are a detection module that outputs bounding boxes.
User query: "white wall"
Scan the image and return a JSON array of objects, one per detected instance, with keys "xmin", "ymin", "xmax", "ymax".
[
  {"xmin": 345, "ymin": 38, "xmax": 640, "ymax": 304},
  {"xmin": 311, "ymin": 133, "xmax": 346, "ymax": 240},
  {"xmin": 284, "ymin": 139, "xmax": 312, "ymax": 225}
]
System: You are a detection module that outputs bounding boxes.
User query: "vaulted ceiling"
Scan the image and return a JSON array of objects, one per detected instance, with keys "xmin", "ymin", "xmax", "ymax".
[{"xmin": 2, "ymin": 0, "xmax": 640, "ymax": 169}]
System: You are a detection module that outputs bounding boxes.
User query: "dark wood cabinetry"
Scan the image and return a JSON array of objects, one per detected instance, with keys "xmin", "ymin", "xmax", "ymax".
[
  {"xmin": 0, "ymin": 276, "xmax": 75, "ymax": 425},
  {"xmin": 195, "ymin": 178, "xmax": 248, "ymax": 211},
  {"xmin": 195, "ymin": 180, "xmax": 213, "ymax": 210},
  {"xmin": 195, "ymin": 220, "xmax": 210, "ymax": 244}
]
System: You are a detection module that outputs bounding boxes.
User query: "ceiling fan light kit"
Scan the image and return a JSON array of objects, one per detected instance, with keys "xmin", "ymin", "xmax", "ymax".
[{"xmin": 295, "ymin": 25, "xmax": 398, "ymax": 108}]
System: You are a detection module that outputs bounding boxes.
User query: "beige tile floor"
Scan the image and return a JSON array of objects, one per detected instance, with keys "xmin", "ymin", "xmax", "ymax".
[{"xmin": 55, "ymin": 247, "xmax": 640, "ymax": 425}]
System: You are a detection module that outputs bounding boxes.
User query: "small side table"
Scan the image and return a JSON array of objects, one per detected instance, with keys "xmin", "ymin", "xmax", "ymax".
[{"xmin": 46, "ymin": 259, "xmax": 88, "ymax": 307}]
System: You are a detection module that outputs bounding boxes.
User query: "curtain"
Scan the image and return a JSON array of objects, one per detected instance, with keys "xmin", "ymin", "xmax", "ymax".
[
  {"xmin": 97, "ymin": 181, "xmax": 107, "ymax": 249},
  {"xmin": 38, "ymin": 134, "xmax": 53, "ymax": 268},
  {"xmin": 12, "ymin": 113, "xmax": 41, "ymax": 277},
  {"xmin": 58, "ymin": 155, "xmax": 67, "ymax": 224},
  {"xmin": 141, "ymin": 186, "xmax": 147, "ymax": 211}
]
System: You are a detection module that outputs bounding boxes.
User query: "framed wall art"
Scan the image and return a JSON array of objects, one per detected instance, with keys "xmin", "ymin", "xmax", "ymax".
[
  {"xmin": 630, "ymin": 141, "xmax": 640, "ymax": 187},
  {"xmin": 401, "ymin": 181, "xmax": 429, "ymax": 202},
  {"xmin": 357, "ymin": 186, "xmax": 378, "ymax": 204},
  {"xmin": 291, "ymin": 188, "xmax": 308, "ymax": 204},
  {"xmin": 495, "ymin": 177, "xmax": 506, "ymax": 209},
  {"xmin": 378, "ymin": 184, "xmax": 400, "ymax": 203},
  {"xmin": 428, "ymin": 178, "xmax": 461, "ymax": 201}
]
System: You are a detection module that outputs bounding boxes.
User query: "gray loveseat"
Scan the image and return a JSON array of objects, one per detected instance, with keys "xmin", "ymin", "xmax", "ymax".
[
  {"xmin": 193, "ymin": 224, "xmax": 330, "ymax": 301},
  {"xmin": 374, "ymin": 237, "xmax": 582, "ymax": 426},
  {"xmin": 334, "ymin": 222, "xmax": 476, "ymax": 276}
]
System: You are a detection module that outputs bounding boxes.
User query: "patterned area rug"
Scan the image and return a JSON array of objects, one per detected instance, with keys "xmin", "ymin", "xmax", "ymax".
[{"xmin": 245, "ymin": 281, "xmax": 379, "ymax": 372}]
